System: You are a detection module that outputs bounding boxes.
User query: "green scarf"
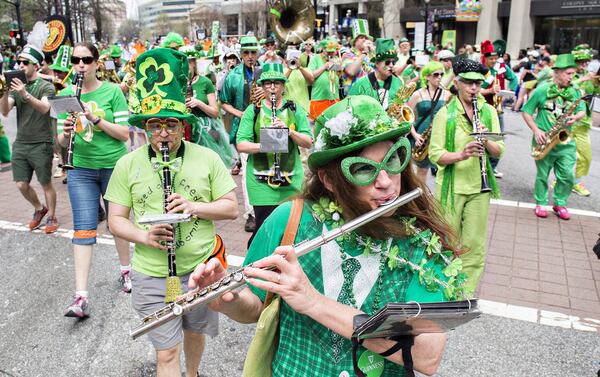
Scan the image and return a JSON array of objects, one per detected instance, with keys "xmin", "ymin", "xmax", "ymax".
[{"xmin": 440, "ymin": 97, "xmax": 500, "ymax": 210}]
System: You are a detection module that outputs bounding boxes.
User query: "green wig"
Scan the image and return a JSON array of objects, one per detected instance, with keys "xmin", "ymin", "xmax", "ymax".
[{"xmin": 420, "ymin": 61, "xmax": 445, "ymax": 88}]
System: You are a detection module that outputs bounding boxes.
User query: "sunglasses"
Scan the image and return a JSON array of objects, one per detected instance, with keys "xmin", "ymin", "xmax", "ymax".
[
  {"xmin": 262, "ymin": 80, "xmax": 283, "ymax": 87},
  {"xmin": 145, "ymin": 118, "xmax": 182, "ymax": 134},
  {"xmin": 242, "ymin": 50, "xmax": 258, "ymax": 55},
  {"xmin": 17, "ymin": 60, "xmax": 30, "ymax": 66},
  {"xmin": 341, "ymin": 139, "xmax": 410, "ymax": 186},
  {"xmin": 431, "ymin": 72, "xmax": 443, "ymax": 78},
  {"xmin": 70, "ymin": 56, "xmax": 95, "ymax": 65},
  {"xmin": 384, "ymin": 60, "xmax": 396, "ymax": 66}
]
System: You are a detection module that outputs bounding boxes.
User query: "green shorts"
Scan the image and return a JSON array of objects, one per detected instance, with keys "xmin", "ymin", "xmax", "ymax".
[{"xmin": 12, "ymin": 142, "xmax": 54, "ymax": 185}]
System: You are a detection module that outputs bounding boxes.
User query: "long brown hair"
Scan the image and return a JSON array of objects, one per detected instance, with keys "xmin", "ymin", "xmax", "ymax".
[{"xmin": 303, "ymin": 140, "xmax": 462, "ymax": 255}]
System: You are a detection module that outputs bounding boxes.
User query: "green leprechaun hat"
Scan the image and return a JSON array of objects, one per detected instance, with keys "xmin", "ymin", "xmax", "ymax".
[
  {"xmin": 351, "ymin": 19, "xmax": 372, "ymax": 41},
  {"xmin": 49, "ymin": 45, "xmax": 72, "ymax": 72},
  {"xmin": 110, "ymin": 44, "xmax": 123, "ymax": 58},
  {"xmin": 553, "ymin": 54, "xmax": 578, "ymax": 70},
  {"xmin": 129, "ymin": 48, "xmax": 195, "ymax": 128},
  {"xmin": 257, "ymin": 63, "xmax": 287, "ymax": 84},
  {"xmin": 162, "ymin": 32, "xmax": 185, "ymax": 49},
  {"xmin": 372, "ymin": 38, "xmax": 398, "ymax": 63},
  {"xmin": 572, "ymin": 45, "xmax": 592, "ymax": 61},
  {"xmin": 308, "ymin": 95, "xmax": 411, "ymax": 171}
]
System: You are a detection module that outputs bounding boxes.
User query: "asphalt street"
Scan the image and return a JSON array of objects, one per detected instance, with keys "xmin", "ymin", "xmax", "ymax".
[{"xmin": 1, "ymin": 229, "xmax": 600, "ymax": 377}]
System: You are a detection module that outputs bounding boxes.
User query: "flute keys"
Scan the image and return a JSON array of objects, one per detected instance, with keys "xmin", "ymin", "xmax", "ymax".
[
  {"xmin": 222, "ymin": 274, "xmax": 232, "ymax": 285},
  {"xmin": 233, "ymin": 271, "xmax": 244, "ymax": 282},
  {"xmin": 172, "ymin": 303, "xmax": 184, "ymax": 316}
]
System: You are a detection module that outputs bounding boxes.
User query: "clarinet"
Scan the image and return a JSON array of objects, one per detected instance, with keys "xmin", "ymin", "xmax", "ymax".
[
  {"xmin": 62, "ymin": 72, "xmax": 84, "ymax": 170},
  {"xmin": 160, "ymin": 141, "xmax": 182, "ymax": 303},
  {"xmin": 270, "ymin": 93, "xmax": 286, "ymax": 186},
  {"xmin": 471, "ymin": 95, "xmax": 492, "ymax": 193},
  {"xmin": 129, "ymin": 188, "xmax": 423, "ymax": 339}
]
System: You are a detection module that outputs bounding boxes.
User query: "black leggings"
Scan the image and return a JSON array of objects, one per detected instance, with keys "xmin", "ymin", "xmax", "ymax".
[{"xmin": 247, "ymin": 205, "xmax": 278, "ymax": 248}]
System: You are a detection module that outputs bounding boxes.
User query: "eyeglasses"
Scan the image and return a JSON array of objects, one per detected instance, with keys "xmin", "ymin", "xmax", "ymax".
[
  {"xmin": 384, "ymin": 60, "xmax": 396, "ymax": 66},
  {"xmin": 71, "ymin": 56, "xmax": 95, "ymax": 65},
  {"xmin": 262, "ymin": 81, "xmax": 283, "ymax": 88},
  {"xmin": 145, "ymin": 118, "xmax": 183, "ymax": 134},
  {"xmin": 242, "ymin": 50, "xmax": 258, "ymax": 55},
  {"xmin": 431, "ymin": 72, "xmax": 443, "ymax": 78},
  {"xmin": 458, "ymin": 79, "xmax": 483, "ymax": 86},
  {"xmin": 17, "ymin": 60, "xmax": 30, "ymax": 66},
  {"xmin": 341, "ymin": 139, "xmax": 410, "ymax": 186}
]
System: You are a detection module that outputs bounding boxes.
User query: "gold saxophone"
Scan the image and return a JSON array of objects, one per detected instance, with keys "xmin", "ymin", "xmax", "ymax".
[
  {"xmin": 387, "ymin": 82, "xmax": 416, "ymax": 124},
  {"xmin": 250, "ymin": 65, "xmax": 265, "ymax": 106},
  {"xmin": 531, "ymin": 96, "xmax": 584, "ymax": 160},
  {"xmin": 412, "ymin": 86, "xmax": 445, "ymax": 161}
]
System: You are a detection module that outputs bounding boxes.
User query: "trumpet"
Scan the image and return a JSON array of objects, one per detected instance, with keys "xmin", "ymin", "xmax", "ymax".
[{"xmin": 129, "ymin": 187, "xmax": 424, "ymax": 339}]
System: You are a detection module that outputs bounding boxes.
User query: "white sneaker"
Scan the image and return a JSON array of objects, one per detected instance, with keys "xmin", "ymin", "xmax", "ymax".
[
  {"xmin": 493, "ymin": 169, "xmax": 504, "ymax": 179},
  {"xmin": 53, "ymin": 166, "xmax": 64, "ymax": 178}
]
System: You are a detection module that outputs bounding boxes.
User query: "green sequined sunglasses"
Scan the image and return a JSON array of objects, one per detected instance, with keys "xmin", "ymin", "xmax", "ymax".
[{"xmin": 340, "ymin": 138, "xmax": 411, "ymax": 186}]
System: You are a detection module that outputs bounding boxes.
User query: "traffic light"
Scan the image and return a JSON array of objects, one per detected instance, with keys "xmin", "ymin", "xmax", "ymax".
[{"xmin": 9, "ymin": 30, "xmax": 17, "ymax": 38}]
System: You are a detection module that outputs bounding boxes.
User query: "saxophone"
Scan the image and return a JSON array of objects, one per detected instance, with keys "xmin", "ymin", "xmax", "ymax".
[
  {"xmin": 387, "ymin": 82, "xmax": 416, "ymax": 124},
  {"xmin": 531, "ymin": 96, "xmax": 585, "ymax": 160},
  {"xmin": 412, "ymin": 86, "xmax": 443, "ymax": 162}
]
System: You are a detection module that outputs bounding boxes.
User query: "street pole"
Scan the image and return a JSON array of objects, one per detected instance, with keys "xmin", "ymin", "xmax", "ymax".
[{"xmin": 15, "ymin": 0, "xmax": 23, "ymax": 47}]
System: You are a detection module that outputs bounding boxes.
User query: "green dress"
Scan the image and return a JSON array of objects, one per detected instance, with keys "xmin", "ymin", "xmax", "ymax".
[{"xmin": 244, "ymin": 201, "xmax": 461, "ymax": 377}]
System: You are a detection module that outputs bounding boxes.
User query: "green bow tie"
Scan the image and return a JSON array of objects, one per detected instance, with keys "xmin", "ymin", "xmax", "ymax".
[
  {"xmin": 547, "ymin": 84, "xmax": 576, "ymax": 102},
  {"xmin": 150, "ymin": 157, "xmax": 182, "ymax": 173}
]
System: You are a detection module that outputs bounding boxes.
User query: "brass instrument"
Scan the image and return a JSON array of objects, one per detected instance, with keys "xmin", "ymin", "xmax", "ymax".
[
  {"xmin": 531, "ymin": 95, "xmax": 589, "ymax": 160},
  {"xmin": 98, "ymin": 53, "xmax": 122, "ymax": 84},
  {"xmin": 129, "ymin": 187, "xmax": 424, "ymax": 339},
  {"xmin": 250, "ymin": 66, "xmax": 265, "ymax": 106},
  {"xmin": 387, "ymin": 82, "xmax": 416, "ymax": 124},
  {"xmin": 268, "ymin": 0, "xmax": 315, "ymax": 44},
  {"xmin": 0, "ymin": 75, "xmax": 7, "ymax": 97},
  {"xmin": 412, "ymin": 86, "xmax": 442, "ymax": 162}
]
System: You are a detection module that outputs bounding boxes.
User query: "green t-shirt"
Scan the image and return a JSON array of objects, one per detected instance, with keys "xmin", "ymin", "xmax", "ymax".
[
  {"xmin": 244, "ymin": 202, "xmax": 449, "ymax": 377},
  {"xmin": 236, "ymin": 100, "xmax": 312, "ymax": 205},
  {"xmin": 104, "ymin": 141, "xmax": 237, "ymax": 277},
  {"xmin": 429, "ymin": 97, "xmax": 505, "ymax": 195},
  {"xmin": 57, "ymin": 81, "xmax": 129, "ymax": 169},
  {"xmin": 10, "ymin": 77, "xmax": 55, "ymax": 144},
  {"xmin": 283, "ymin": 69, "xmax": 310, "ymax": 114},
  {"xmin": 348, "ymin": 73, "xmax": 404, "ymax": 110},
  {"xmin": 191, "ymin": 75, "xmax": 215, "ymax": 118},
  {"xmin": 308, "ymin": 54, "xmax": 340, "ymax": 101}
]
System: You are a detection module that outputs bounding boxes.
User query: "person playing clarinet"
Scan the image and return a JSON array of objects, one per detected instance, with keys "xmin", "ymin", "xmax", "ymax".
[
  {"xmin": 104, "ymin": 48, "xmax": 238, "ymax": 377},
  {"xmin": 428, "ymin": 57, "xmax": 505, "ymax": 298}
]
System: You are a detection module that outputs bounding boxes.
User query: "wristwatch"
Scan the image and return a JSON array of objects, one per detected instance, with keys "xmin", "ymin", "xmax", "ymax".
[{"xmin": 92, "ymin": 117, "xmax": 101, "ymax": 125}]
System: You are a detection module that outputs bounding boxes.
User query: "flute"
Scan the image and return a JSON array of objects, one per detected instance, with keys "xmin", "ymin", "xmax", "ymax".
[
  {"xmin": 130, "ymin": 187, "xmax": 423, "ymax": 339},
  {"xmin": 62, "ymin": 72, "xmax": 84, "ymax": 170},
  {"xmin": 160, "ymin": 141, "xmax": 182, "ymax": 303},
  {"xmin": 471, "ymin": 95, "xmax": 492, "ymax": 193}
]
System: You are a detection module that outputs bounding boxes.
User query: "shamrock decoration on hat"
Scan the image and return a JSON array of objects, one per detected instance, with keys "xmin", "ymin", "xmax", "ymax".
[
  {"xmin": 49, "ymin": 45, "xmax": 72, "ymax": 73},
  {"xmin": 351, "ymin": 19, "xmax": 372, "ymax": 41},
  {"xmin": 452, "ymin": 56, "xmax": 488, "ymax": 81},
  {"xmin": 129, "ymin": 48, "xmax": 196, "ymax": 128},
  {"xmin": 371, "ymin": 38, "xmax": 398, "ymax": 63}
]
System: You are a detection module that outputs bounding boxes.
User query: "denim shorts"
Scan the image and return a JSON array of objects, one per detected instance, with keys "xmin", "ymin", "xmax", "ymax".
[{"xmin": 67, "ymin": 167, "xmax": 113, "ymax": 245}]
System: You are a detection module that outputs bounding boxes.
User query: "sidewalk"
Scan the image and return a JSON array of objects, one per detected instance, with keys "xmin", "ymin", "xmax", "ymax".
[{"xmin": 1, "ymin": 165, "xmax": 599, "ymax": 331}]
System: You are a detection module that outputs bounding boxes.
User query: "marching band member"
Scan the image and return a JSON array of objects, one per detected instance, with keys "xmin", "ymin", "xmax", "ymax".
[
  {"xmin": 429, "ymin": 58, "xmax": 504, "ymax": 298},
  {"xmin": 57, "ymin": 42, "xmax": 132, "ymax": 317},
  {"xmin": 236, "ymin": 63, "xmax": 312, "ymax": 246},
  {"xmin": 308, "ymin": 38, "xmax": 341, "ymax": 120},
  {"xmin": 341, "ymin": 19, "xmax": 374, "ymax": 96},
  {"xmin": 189, "ymin": 95, "xmax": 466, "ymax": 377},
  {"xmin": 348, "ymin": 38, "xmax": 404, "ymax": 111},
  {"xmin": 105, "ymin": 47, "xmax": 238, "ymax": 377},
  {"xmin": 522, "ymin": 54, "xmax": 586, "ymax": 220}
]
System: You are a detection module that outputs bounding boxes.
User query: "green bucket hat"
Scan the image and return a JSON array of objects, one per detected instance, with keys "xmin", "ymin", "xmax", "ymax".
[
  {"xmin": 257, "ymin": 63, "xmax": 287, "ymax": 84},
  {"xmin": 572, "ymin": 45, "xmax": 592, "ymax": 61},
  {"xmin": 372, "ymin": 38, "xmax": 398, "ymax": 63},
  {"xmin": 129, "ymin": 48, "xmax": 196, "ymax": 128},
  {"xmin": 553, "ymin": 54, "xmax": 578, "ymax": 70},
  {"xmin": 308, "ymin": 95, "xmax": 411, "ymax": 171},
  {"xmin": 161, "ymin": 32, "xmax": 185, "ymax": 49},
  {"xmin": 48, "ymin": 45, "xmax": 72, "ymax": 73},
  {"xmin": 240, "ymin": 36, "xmax": 260, "ymax": 51},
  {"xmin": 110, "ymin": 44, "xmax": 123, "ymax": 58},
  {"xmin": 351, "ymin": 19, "xmax": 372, "ymax": 41}
]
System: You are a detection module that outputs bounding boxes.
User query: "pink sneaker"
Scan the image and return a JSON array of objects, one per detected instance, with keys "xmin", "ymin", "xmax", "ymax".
[
  {"xmin": 534, "ymin": 205, "xmax": 548, "ymax": 218},
  {"xmin": 552, "ymin": 205, "xmax": 570, "ymax": 220}
]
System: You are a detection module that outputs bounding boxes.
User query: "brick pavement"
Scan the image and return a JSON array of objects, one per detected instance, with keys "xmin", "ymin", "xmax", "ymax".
[{"xmin": 1, "ymin": 162, "xmax": 599, "ymax": 328}]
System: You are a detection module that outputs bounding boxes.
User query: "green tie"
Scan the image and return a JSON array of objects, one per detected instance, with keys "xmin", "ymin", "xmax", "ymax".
[
  {"xmin": 331, "ymin": 256, "xmax": 361, "ymax": 362},
  {"xmin": 150, "ymin": 157, "xmax": 182, "ymax": 173}
]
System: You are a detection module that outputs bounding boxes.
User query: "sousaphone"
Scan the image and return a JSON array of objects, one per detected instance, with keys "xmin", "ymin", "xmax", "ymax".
[{"xmin": 268, "ymin": 0, "xmax": 315, "ymax": 44}]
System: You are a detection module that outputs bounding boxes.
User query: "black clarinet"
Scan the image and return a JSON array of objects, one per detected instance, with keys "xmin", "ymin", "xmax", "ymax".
[
  {"xmin": 62, "ymin": 72, "xmax": 84, "ymax": 170},
  {"xmin": 269, "ymin": 93, "xmax": 286, "ymax": 186},
  {"xmin": 160, "ymin": 141, "xmax": 182, "ymax": 303},
  {"xmin": 471, "ymin": 95, "xmax": 492, "ymax": 193}
]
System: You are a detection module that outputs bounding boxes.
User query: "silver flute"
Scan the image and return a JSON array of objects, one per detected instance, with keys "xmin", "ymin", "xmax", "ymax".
[{"xmin": 130, "ymin": 188, "xmax": 423, "ymax": 339}]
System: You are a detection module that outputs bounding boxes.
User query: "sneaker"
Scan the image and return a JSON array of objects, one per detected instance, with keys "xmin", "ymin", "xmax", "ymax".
[
  {"xmin": 119, "ymin": 271, "xmax": 132, "ymax": 293},
  {"xmin": 29, "ymin": 206, "xmax": 48, "ymax": 230},
  {"xmin": 53, "ymin": 166, "xmax": 64, "ymax": 178},
  {"xmin": 62, "ymin": 177, "xmax": 68, "ymax": 184},
  {"xmin": 534, "ymin": 205, "xmax": 548, "ymax": 218},
  {"xmin": 552, "ymin": 205, "xmax": 571, "ymax": 220},
  {"xmin": 244, "ymin": 214, "xmax": 256, "ymax": 233},
  {"xmin": 44, "ymin": 216, "xmax": 58, "ymax": 234},
  {"xmin": 493, "ymin": 169, "xmax": 504, "ymax": 179},
  {"xmin": 572, "ymin": 182, "xmax": 591, "ymax": 197},
  {"xmin": 64, "ymin": 295, "xmax": 90, "ymax": 318}
]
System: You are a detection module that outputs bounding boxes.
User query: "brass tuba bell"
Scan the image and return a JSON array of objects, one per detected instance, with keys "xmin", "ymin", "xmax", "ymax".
[
  {"xmin": 0, "ymin": 75, "xmax": 7, "ymax": 98},
  {"xmin": 268, "ymin": 0, "xmax": 315, "ymax": 44}
]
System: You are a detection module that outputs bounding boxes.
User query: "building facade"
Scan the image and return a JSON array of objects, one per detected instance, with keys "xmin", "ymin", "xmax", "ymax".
[{"xmin": 138, "ymin": 0, "xmax": 197, "ymax": 32}]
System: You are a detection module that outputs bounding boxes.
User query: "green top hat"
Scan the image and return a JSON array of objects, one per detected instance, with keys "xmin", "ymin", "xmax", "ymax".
[
  {"xmin": 324, "ymin": 38, "xmax": 339, "ymax": 53},
  {"xmin": 48, "ymin": 45, "xmax": 72, "ymax": 72},
  {"xmin": 129, "ymin": 48, "xmax": 195, "ymax": 128},
  {"xmin": 206, "ymin": 46, "xmax": 220, "ymax": 59},
  {"xmin": 240, "ymin": 36, "xmax": 260, "ymax": 51},
  {"xmin": 308, "ymin": 95, "xmax": 411, "ymax": 171},
  {"xmin": 351, "ymin": 19, "xmax": 372, "ymax": 41},
  {"xmin": 372, "ymin": 38, "xmax": 398, "ymax": 63},
  {"xmin": 572, "ymin": 45, "xmax": 592, "ymax": 61},
  {"xmin": 553, "ymin": 54, "xmax": 578, "ymax": 70},
  {"xmin": 161, "ymin": 32, "xmax": 184, "ymax": 49},
  {"xmin": 257, "ymin": 63, "xmax": 287, "ymax": 84},
  {"xmin": 110, "ymin": 44, "xmax": 123, "ymax": 58},
  {"xmin": 492, "ymin": 39, "xmax": 506, "ymax": 56}
]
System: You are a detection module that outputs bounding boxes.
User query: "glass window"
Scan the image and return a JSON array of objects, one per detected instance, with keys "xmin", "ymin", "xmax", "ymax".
[{"xmin": 536, "ymin": 16, "xmax": 600, "ymax": 54}]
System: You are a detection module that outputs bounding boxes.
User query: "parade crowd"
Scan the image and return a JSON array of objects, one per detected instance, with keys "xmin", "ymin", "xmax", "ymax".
[{"xmin": 0, "ymin": 17, "xmax": 598, "ymax": 377}]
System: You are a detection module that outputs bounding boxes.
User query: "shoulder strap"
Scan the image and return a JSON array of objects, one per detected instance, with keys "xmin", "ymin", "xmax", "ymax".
[{"xmin": 413, "ymin": 87, "xmax": 443, "ymax": 131}]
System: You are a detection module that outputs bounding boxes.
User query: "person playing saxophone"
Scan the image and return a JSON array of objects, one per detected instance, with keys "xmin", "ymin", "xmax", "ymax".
[
  {"xmin": 522, "ymin": 54, "xmax": 586, "ymax": 220},
  {"xmin": 105, "ymin": 47, "xmax": 238, "ymax": 377}
]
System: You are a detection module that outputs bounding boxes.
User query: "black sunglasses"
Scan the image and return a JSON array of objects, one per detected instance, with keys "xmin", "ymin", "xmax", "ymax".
[
  {"xmin": 384, "ymin": 60, "xmax": 396, "ymax": 66},
  {"xmin": 71, "ymin": 56, "xmax": 95, "ymax": 65},
  {"xmin": 17, "ymin": 60, "xmax": 30, "ymax": 66}
]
